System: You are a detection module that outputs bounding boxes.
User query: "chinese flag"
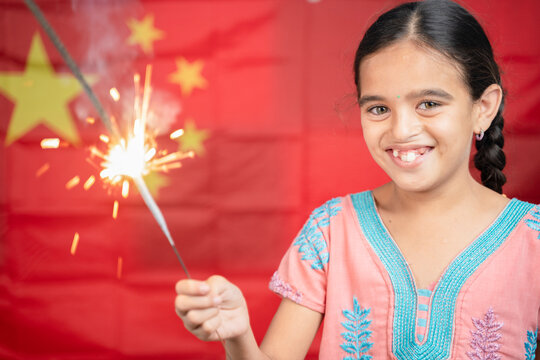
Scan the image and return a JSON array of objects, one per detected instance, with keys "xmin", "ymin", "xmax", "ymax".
[{"xmin": 0, "ymin": 0, "xmax": 539, "ymax": 359}]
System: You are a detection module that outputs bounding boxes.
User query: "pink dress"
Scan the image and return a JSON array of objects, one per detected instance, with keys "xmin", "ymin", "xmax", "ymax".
[{"xmin": 269, "ymin": 191, "xmax": 540, "ymax": 359}]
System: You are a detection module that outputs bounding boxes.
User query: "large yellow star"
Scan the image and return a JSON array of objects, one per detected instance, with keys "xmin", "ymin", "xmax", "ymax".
[
  {"xmin": 176, "ymin": 119, "xmax": 209, "ymax": 155},
  {"xmin": 0, "ymin": 32, "xmax": 97, "ymax": 146},
  {"xmin": 126, "ymin": 14, "xmax": 165, "ymax": 55},
  {"xmin": 168, "ymin": 57, "xmax": 207, "ymax": 96}
]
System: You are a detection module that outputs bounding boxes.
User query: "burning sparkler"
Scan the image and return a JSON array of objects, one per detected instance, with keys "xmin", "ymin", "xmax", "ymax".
[{"xmin": 87, "ymin": 65, "xmax": 193, "ymax": 277}]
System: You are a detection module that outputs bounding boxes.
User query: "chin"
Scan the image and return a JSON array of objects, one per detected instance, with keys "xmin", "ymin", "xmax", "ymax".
[{"xmin": 389, "ymin": 175, "xmax": 439, "ymax": 194}]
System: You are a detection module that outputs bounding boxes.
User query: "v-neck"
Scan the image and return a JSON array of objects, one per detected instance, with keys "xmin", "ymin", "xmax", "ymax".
[{"xmin": 350, "ymin": 190, "xmax": 533, "ymax": 360}]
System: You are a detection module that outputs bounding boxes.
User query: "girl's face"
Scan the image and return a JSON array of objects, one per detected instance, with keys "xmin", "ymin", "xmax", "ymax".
[{"xmin": 358, "ymin": 40, "xmax": 478, "ymax": 193}]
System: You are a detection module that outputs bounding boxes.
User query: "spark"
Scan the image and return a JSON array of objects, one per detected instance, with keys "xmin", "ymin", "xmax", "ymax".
[
  {"xmin": 86, "ymin": 117, "xmax": 95, "ymax": 124},
  {"xmin": 65, "ymin": 176, "xmax": 80, "ymax": 189},
  {"xmin": 99, "ymin": 134, "xmax": 110, "ymax": 143},
  {"xmin": 41, "ymin": 138, "xmax": 60, "ymax": 149},
  {"xmin": 170, "ymin": 129, "xmax": 184, "ymax": 139},
  {"xmin": 110, "ymin": 88, "xmax": 120, "ymax": 102},
  {"xmin": 36, "ymin": 163, "xmax": 50, "ymax": 177},
  {"xmin": 112, "ymin": 200, "xmax": 119, "ymax": 219},
  {"xmin": 83, "ymin": 175, "xmax": 96, "ymax": 190},
  {"xmin": 71, "ymin": 232, "xmax": 80, "ymax": 255},
  {"xmin": 117, "ymin": 256, "xmax": 123, "ymax": 279},
  {"xmin": 122, "ymin": 180, "xmax": 129, "ymax": 198}
]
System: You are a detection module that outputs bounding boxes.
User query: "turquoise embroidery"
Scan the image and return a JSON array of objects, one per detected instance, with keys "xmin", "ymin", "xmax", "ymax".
[
  {"xmin": 340, "ymin": 296, "xmax": 373, "ymax": 360},
  {"xmin": 351, "ymin": 191, "xmax": 534, "ymax": 360},
  {"xmin": 525, "ymin": 328, "xmax": 537, "ymax": 360},
  {"xmin": 294, "ymin": 198, "xmax": 342, "ymax": 270},
  {"xmin": 525, "ymin": 206, "xmax": 540, "ymax": 239}
]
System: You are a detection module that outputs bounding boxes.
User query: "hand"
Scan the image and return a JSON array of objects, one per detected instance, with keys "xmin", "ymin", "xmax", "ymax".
[{"xmin": 175, "ymin": 275, "xmax": 250, "ymax": 342}]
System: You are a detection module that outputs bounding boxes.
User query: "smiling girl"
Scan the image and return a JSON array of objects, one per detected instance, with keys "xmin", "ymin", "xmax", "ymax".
[{"xmin": 174, "ymin": 0, "xmax": 540, "ymax": 358}]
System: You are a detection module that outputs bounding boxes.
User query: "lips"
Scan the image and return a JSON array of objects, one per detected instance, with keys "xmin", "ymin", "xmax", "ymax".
[{"xmin": 387, "ymin": 146, "xmax": 433, "ymax": 165}]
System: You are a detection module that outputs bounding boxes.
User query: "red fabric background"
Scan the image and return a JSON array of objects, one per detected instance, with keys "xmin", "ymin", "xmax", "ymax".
[{"xmin": 0, "ymin": 0, "xmax": 539, "ymax": 358}]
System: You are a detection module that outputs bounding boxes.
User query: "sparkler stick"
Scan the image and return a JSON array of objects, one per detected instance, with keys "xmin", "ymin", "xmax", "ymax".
[{"xmin": 133, "ymin": 176, "xmax": 191, "ymax": 278}]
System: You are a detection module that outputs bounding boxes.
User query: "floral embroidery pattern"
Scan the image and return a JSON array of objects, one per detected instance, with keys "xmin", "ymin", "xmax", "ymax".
[
  {"xmin": 525, "ymin": 328, "xmax": 537, "ymax": 360},
  {"xmin": 525, "ymin": 205, "xmax": 540, "ymax": 239},
  {"xmin": 340, "ymin": 296, "xmax": 373, "ymax": 360},
  {"xmin": 268, "ymin": 271, "xmax": 303, "ymax": 304},
  {"xmin": 467, "ymin": 308, "xmax": 503, "ymax": 360},
  {"xmin": 294, "ymin": 198, "xmax": 342, "ymax": 270}
]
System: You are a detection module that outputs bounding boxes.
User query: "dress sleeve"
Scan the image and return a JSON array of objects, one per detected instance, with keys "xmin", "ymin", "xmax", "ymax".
[{"xmin": 269, "ymin": 197, "xmax": 343, "ymax": 314}]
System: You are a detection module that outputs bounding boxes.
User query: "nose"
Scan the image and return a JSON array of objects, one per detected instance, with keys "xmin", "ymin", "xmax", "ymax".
[{"xmin": 390, "ymin": 108, "xmax": 422, "ymax": 141}]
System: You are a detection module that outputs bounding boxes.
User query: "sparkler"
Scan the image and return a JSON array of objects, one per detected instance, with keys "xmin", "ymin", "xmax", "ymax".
[
  {"xmin": 24, "ymin": 0, "xmax": 192, "ymax": 278},
  {"xmin": 92, "ymin": 65, "xmax": 193, "ymax": 277},
  {"xmin": 25, "ymin": 0, "xmax": 229, "ymax": 356}
]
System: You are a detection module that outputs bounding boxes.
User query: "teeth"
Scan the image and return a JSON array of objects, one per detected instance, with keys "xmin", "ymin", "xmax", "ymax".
[{"xmin": 392, "ymin": 149, "xmax": 420, "ymax": 163}]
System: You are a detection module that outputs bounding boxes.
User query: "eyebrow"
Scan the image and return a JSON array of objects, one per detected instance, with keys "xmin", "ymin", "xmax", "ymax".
[{"xmin": 358, "ymin": 88, "xmax": 454, "ymax": 107}]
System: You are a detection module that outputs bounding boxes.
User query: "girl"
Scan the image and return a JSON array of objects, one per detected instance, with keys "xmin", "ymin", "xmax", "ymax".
[{"xmin": 175, "ymin": 0, "xmax": 540, "ymax": 358}]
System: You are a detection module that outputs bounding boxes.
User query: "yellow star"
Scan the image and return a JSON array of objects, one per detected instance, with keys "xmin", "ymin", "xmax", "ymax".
[
  {"xmin": 168, "ymin": 57, "xmax": 207, "ymax": 96},
  {"xmin": 0, "ymin": 32, "xmax": 97, "ymax": 146},
  {"xmin": 175, "ymin": 119, "xmax": 209, "ymax": 155},
  {"xmin": 126, "ymin": 14, "xmax": 165, "ymax": 55},
  {"xmin": 142, "ymin": 172, "xmax": 170, "ymax": 198}
]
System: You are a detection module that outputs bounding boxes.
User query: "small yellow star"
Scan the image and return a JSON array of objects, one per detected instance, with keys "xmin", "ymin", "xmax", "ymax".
[
  {"xmin": 142, "ymin": 172, "xmax": 170, "ymax": 198},
  {"xmin": 0, "ymin": 32, "xmax": 97, "ymax": 146},
  {"xmin": 168, "ymin": 57, "xmax": 207, "ymax": 96},
  {"xmin": 126, "ymin": 14, "xmax": 165, "ymax": 54},
  {"xmin": 175, "ymin": 119, "xmax": 209, "ymax": 155}
]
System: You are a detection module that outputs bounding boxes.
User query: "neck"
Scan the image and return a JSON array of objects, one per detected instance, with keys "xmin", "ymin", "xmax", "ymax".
[{"xmin": 377, "ymin": 170, "xmax": 489, "ymax": 215}]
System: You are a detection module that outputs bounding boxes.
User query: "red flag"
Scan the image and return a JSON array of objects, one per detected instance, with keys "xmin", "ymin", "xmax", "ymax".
[{"xmin": 0, "ymin": 0, "xmax": 539, "ymax": 358}]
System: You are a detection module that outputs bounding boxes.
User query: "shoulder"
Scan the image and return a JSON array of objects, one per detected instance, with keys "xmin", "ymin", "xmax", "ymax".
[
  {"xmin": 517, "ymin": 199, "xmax": 540, "ymax": 236},
  {"xmin": 307, "ymin": 191, "xmax": 373, "ymax": 224}
]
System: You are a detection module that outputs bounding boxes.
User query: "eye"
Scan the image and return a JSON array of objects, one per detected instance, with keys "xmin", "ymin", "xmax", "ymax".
[
  {"xmin": 367, "ymin": 105, "xmax": 389, "ymax": 115},
  {"xmin": 418, "ymin": 101, "xmax": 440, "ymax": 110}
]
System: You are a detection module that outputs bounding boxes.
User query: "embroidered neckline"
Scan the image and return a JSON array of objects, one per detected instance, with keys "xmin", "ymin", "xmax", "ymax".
[{"xmin": 350, "ymin": 191, "xmax": 533, "ymax": 360}]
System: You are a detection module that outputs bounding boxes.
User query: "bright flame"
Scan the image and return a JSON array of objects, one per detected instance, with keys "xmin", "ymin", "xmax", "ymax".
[
  {"xmin": 96, "ymin": 64, "xmax": 194, "ymax": 195},
  {"xmin": 41, "ymin": 138, "xmax": 60, "ymax": 149}
]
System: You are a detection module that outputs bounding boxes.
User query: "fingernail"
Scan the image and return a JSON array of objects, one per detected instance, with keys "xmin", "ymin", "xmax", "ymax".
[{"xmin": 200, "ymin": 284, "xmax": 209, "ymax": 293}]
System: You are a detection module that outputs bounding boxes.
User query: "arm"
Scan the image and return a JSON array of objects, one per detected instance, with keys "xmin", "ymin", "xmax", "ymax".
[
  {"xmin": 175, "ymin": 276, "xmax": 323, "ymax": 360},
  {"xmin": 259, "ymin": 298, "xmax": 323, "ymax": 359}
]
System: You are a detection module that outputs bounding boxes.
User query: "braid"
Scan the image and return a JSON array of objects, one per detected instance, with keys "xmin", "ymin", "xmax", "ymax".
[{"xmin": 473, "ymin": 105, "xmax": 506, "ymax": 194}]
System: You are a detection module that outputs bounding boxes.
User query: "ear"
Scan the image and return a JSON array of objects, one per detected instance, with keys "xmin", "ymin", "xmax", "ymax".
[{"xmin": 473, "ymin": 84, "xmax": 503, "ymax": 133}]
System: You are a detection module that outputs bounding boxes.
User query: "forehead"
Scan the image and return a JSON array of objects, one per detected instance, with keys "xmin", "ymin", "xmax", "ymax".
[{"xmin": 358, "ymin": 40, "xmax": 468, "ymax": 97}]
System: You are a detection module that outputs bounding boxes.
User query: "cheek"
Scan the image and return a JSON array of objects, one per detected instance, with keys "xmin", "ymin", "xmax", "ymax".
[
  {"xmin": 426, "ymin": 113, "xmax": 473, "ymax": 151},
  {"xmin": 361, "ymin": 122, "xmax": 379, "ymax": 150}
]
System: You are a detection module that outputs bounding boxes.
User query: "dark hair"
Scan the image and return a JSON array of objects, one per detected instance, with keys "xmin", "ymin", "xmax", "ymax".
[{"xmin": 353, "ymin": 0, "xmax": 506, "ymax": 193}]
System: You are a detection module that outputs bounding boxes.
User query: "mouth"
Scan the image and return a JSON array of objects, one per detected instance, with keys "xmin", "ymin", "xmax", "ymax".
[{"xmin": 386, "ymin": 146, "xmax": 433, "ymax": 166}]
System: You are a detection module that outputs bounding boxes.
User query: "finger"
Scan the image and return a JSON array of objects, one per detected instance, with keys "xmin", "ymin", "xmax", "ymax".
[
  {"xmin": 206, "ymin": 275, "xmax": 231, "ymax": 296},
  {"xmin": 206, "ymin": 275, "xmax": 242, "ymax": 308},
  {"xmin": 183, "ymin": 307, "xmax": 220, "ymax": 331},
  {"xmin": 175, "ymin": 279, "xmax": 210, "ymax": 296},
  {"xmin": 192, "ymin": 313, "xmax": 223, "ymax": 341},
  {"xmin": 175, "ymin": 294, "xmax": 222, "ymax": 314}
]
